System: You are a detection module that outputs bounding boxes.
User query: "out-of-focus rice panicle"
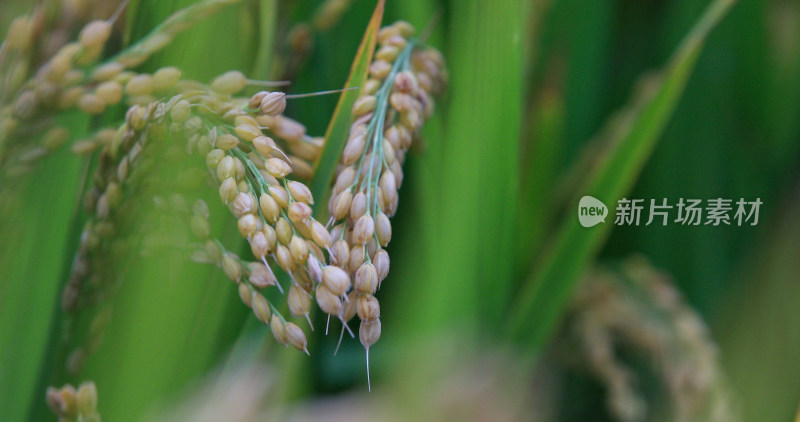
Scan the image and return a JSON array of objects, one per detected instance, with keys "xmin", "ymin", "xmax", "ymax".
[{"xmin": 554, "ymin": 257, "xmax": 738, "ymax": 422}]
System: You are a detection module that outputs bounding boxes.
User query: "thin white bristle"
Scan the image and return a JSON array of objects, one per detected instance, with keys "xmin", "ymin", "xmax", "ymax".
[
  {"xmin": 285, "ymin": 86, "xmax": 359, "ymax": 99},
  {"xmin": 325, "ymin": 314, "xmax": 331, "ymax": 335},
  {"xmin": 334, "ymin": 325, "xmax": 346, "ymax": 356},
  {"xmin": 255, "ymin": 143, "xmax": 291, "ymax": 163},
  {"xmin": 277, "ymin": 148, "xmax": 291, "ymax": 163},
  {"xmin": 366, "ymin": 347, "xmax": 371, "ymax": 392},
  {"xmin": 305, "ymin": 313, "xmax": 314, "ymax": 331},
  {"xmin": 339, "ymin": 316, "xmax": 355, "ymax": 338},
  {"xmin": 262, "ymin": 256, "xmax": 284, "ymax": 294},
  {"xmin": 108, "ymin": 0, "xmax": 129, "ymax": 25}
]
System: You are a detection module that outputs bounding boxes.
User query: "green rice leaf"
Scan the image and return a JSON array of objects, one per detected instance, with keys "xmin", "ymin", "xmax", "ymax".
[{"xmin": 507, "ymin": 0, "xmax": 736, "ymax": 351}]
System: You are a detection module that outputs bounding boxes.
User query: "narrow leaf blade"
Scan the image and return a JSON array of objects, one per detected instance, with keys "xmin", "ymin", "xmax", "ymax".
[
  {"xmin": 310, "ymin": 0, "xmax": 385, "ymax": 214},
  {"xmin": 508, "ymin": 0, "xmax": 736, "ymax": 350}
]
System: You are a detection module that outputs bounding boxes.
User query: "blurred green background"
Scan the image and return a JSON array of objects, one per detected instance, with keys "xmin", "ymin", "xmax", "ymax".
[{"xmin": 1, "ymin": 0, "xmax": 799, "ymax": 421}]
